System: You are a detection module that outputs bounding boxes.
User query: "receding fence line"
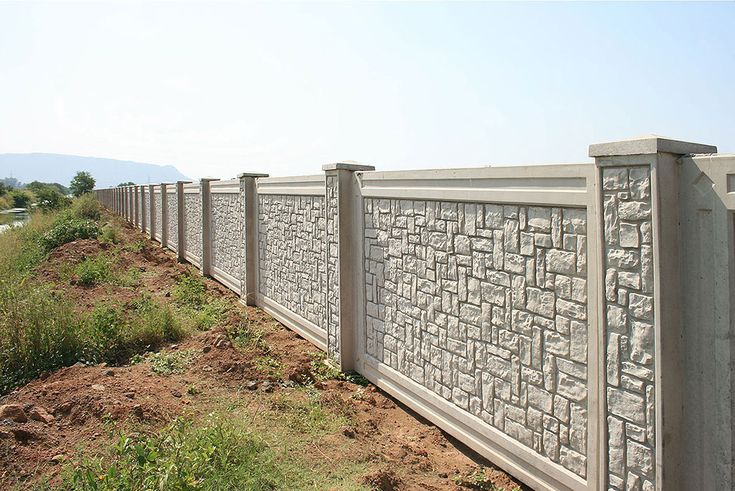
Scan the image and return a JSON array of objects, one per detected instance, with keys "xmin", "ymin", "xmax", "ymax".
[{"xmin": 95, "ymin": 136, "xmax": 735, "ymax": 491}]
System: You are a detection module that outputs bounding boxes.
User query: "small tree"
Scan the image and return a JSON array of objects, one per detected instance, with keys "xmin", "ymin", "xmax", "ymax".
[
  {"xmin": 70, "ymin": 171, "xmax": 95, "ymax": 197},
  {"xmin": 9, "ymin": 190, "xmax": 32, "ymax": 208}
]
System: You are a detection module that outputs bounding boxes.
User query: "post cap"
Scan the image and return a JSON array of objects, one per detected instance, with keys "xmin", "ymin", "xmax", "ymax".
[
  {"xmin": 589, "ymin": 135, "xmax": 717, "ymax": 158},
  {"xmin": 322, "ymin": 161, "xmax": 375, "ymax": 172},
  {"xmin": 200, "ymin": 177, "xmax": 220, "ymax": 182},
  {"xmin": 176, "ymin": 180, "xmax": 193, "ymax": 184},
  {"xmin": 237, "ymin": 172, "xmax": 269, "ymax": 179}
]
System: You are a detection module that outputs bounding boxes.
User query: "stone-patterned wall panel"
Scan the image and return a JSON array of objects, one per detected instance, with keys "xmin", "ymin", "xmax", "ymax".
[
  {"xmin": 211, "ymin": 193, "xmax": 243, "ymax": 282},
  {"xmin": 184, "ymin": 193, "xmax": 202, "ymax": 261},
  {"xmin": 364, "ymin": 199, "xmax": 589, "ymax": 478},
  {"xmin": 258, "ymin": 194, "xmax": 327, "ymax": 331},
  {"xmin": 602, "ymin": 167, "xmax": 655, "ymax": 491},
  {"xmin": 325, "ymin": 175, "xmax": 340, "ymax": 359},
  {"xmin": 167, "ymin": 194, "xmax": 178, "ymax": 250},
  {"xmin": 154, "ymin": 192, "xmax": 163, "ymax": 240}
]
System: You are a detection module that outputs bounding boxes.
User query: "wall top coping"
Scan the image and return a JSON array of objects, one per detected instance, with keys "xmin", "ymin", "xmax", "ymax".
[
  {"xmin": 589, "ymin": 135, "xmax": 717, "ymax": 157},
  {"xmin": 322, "ymin": 162, "xmax": 376, "ymax": 172},
  {"xmin": 237, "ymin": 172, "xmax": 270, "ymax": 178}
]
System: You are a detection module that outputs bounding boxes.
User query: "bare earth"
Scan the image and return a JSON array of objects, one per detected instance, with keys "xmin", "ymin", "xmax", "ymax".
[{"xmin": 0, "ymin": 217, "xmax": 525, "ymax": 490}]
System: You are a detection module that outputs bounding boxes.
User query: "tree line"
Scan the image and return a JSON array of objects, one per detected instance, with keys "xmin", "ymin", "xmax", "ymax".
[{"xmin": 0, "ymin": 171, "xmax": 96, "ymax": 211}]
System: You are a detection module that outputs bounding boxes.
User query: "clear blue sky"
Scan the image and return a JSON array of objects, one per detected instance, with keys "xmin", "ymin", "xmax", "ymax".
[{"xmin": 0, "ymin": 1, "xmax": 733, "ymax": 179}]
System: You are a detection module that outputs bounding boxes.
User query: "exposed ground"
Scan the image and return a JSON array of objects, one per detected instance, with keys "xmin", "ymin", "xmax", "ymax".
[{"xmin": 0, "ymin": 214, "xmax": 524, "ymax": 490}]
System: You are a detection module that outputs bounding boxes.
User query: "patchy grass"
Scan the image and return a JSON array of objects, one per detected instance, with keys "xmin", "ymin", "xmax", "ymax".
[
  {"xmin": 172, "ymin": 273, "xmax": 230, "ymax": 330},
  {"xmin": 74, "ymin": 254, "xmax": 114, "ymax": 286},
  {"xmin": 51, "ymin": 417, "xmax": 288, "ymax": 491},
  {"xmin": 131, "ymin": 349, "xmax": 198, "ymax": 375},
  {"xmin": 309, "ymin": 351, "xmax": 370, "ymax": 386}
]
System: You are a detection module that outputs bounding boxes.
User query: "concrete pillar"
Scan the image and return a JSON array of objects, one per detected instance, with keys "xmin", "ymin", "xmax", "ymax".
[
  {"xmin": 176, "ymin": 181, "xmax": 190, "ymax": 262},
  {"xmin": 589, "ymin": 136, "xmax": 717, "ymax": 491},
  {"xmin": 134, "ymin": 185, "xmax": 139, "ymax": 227},
  {"xmin": 238, "ymin": 173, "xmax": 269, "ymax": 306},
  {"xmin": 140, "ymin": 185, "xmax": 147, "ymax": 233},
  {"xmin": 323, "ymin": 162, "xmax": 375, "ymax": 371},
  {"xmin": 160, "ymin": 183, "xmax": 170, "ymax": 248},
  {"xmin": 148, "ymin": 184, "xmax": 155, "ymax": 238},
  {"xmin": 200, "ymin": 178, "xmax": 219, "ymax": 277}
]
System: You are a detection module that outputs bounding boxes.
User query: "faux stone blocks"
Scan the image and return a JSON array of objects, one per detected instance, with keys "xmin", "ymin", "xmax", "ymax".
[{"xmin": 364, "ymin": 198, "xmax": 589, "ymax": 478}]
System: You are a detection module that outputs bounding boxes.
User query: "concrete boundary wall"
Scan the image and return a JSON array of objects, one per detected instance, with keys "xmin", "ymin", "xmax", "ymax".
[{"xmin": 94, "ymin": 136, "xmax": 735, "ymax": 491}]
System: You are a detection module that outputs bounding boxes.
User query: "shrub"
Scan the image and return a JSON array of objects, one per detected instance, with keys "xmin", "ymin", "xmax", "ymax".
[
  {"xmin": 9, "ymin": 189, "xmax": 32, "ymax": 208},
  {"xmin": 172, "ymin": 274, "xmax": 207, "ymax": 309},
  {"xmin": 99, "ymin": 225, "xmax": 120, "ymax": 244},
  {"xmin": 71, "ymin": 193, "xmax": 101, "ymax": 220},
  {"xmin": 36, "ymin": 186, "xmax": 70, "ymax": 210},
  {"xmin": 74, "ymin": 254, "xmax": 113, "ymax": 286},
  {"xmin": 0, "ymin": 281, "xmax": 89, "ymax": 395},
  {"xmin": 40, "ymin": 214, "xmax": 99, "ymax": 252}
]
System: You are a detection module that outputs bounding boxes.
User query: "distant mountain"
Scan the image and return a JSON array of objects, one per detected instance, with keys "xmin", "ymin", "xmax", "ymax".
[{"xmin": 0, "ymin": 153, "xmax": 190, "ymax": 189}]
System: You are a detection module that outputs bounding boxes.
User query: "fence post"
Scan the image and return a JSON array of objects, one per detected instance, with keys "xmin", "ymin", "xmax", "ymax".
[
  {"xmin": 238, "ymin": 173, "xmax": 269, "ymax": 306},
  {"xmin": 323, "ymin": 162, "xmax": 375, "ymax": 371},
  {"xmin": 124, "ymin": 186, "xmax": 129, "ymax": 221},
  {"xmin": 134, "ymin": 185, "xmax": 140, "ymax": 227},
  {"xmin": 140, "ymin": 185, "xmax": 147, "ymax": 233},
  {"xmin": 200, "ymin": 178, "xmax": 218, "ymax": 277},
  {"xmin": 176, "ymin": 181, "xmax": 189, "ymax": 263},
  {"xmin": 160, "ymin": 183, "xmax": 170, "ymax": 248},
  {"xmin": 589, "ymin": 136, "xmax": 717, "ymax": 491},
  {"xmin": 148, "ymin": 184, "xmax": 155, "ymax": 238}
]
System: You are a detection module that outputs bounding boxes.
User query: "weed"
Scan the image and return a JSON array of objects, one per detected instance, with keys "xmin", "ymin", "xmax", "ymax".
[
  {"xmin": 309, "ymin": 351, "xmax": 370, "ymax": 386},
  {"xmin": 99, "ymin": 225, "xmax": 120, "ymax": 244},
  {"xmin": 172, "ymin": 273, "xmax": 207, "ymax": 309},
  {"xmin": 74, "ymin": 254, "xmax": 113, "ymax": 286},
  {"xmin": 114, "ymin": 267, "xmax": 141, "ymax": 288},
  {"xmin": 122, "ymin": 239, "xmax": 146, "ymax": 253},
  {"xmin": 40, "ymin": 212, "xmax": 99, "ymax": 252},
  {"xmin": 254, "ymin": 355, "xmax": 282, "ymax": 379},
  {"xmin": 132, "ymin": 349, "xmax": 198, "ymax": 375},
  {"xmin": 71, "ymin": 193, "xmax": 101, "ymax": 221},
  {"xmin": 56, "ymin": 417, "xmax": 287, "ymax": 490},
  {"xmin": 453, "ymin": 468, "xmax": 503, "ymax": 490},
  {"xmin": 229, "ymin": 320, "xmax": 268, "ymax": 352},
  {"xmin": 172, "ymin": 273, "xmax": 229, "ymax": 330},
  {"xmin": 187, "ymin": 384, "xmax": 201, "ymax": 396}
]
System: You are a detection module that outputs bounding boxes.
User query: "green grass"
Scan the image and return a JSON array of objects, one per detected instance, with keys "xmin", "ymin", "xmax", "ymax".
[
  {"xmin": 172, "ymin": 273, "xmax": 230, "ymax": 330},
  {"xmin": 131, "ymin": 349, "xmax": 198, "ymax": 375},
  {"xmin": 52, "ymin": 417, "xmax": 288, "ymax": 491},
  {"xmin": 74, "ymin": 254, "xmax": 114, "ymax": 286}
]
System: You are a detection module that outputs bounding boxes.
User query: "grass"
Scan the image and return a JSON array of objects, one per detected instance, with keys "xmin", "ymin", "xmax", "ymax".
[
  {"xmin": 131, "ymin": 349, "xmax": 198, "ymax": 375},
  {"xmin": 173, "ymin": 272, "xmax": 230, "ymax": 331},
  {"xmin": 0, "ymin": 204, "xmax": 187, "ymax": 396},
  {"xmin": 50, "ymin": 417, "xmax": 288, "ymax": 491}
]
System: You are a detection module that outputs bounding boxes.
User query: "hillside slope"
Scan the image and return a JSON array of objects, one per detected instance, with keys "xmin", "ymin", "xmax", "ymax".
[{"xmin": 0, "ymin": 153, "xmax": 189, "ymax": 188}]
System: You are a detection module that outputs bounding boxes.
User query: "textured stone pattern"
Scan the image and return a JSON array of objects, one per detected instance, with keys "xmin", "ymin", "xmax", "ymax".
[
  {"xmin": 167, "ymin": 194, "xmax": 178, "ymax": 250},
  {"xmin": 258, "ymin": 194, "xmax": 327, "ymax": 330},
  {"xmin": 364, "ymin": 199, "xmax": 589, "ymax": 478},
  {"xmin": 211, "ymin": 192, "xmax": 243, "ymax": 282},
  {"xmin": 141, "ymin": 189, "xmax": 147, "ymax": 230},
  {"xmin": 602, "ymin": 167, "xmax": 656, "ymax": 491},
  {"xmin": 325, "ymin": 175, "xmax": 340, "ymax": 359},
  {"xmin": 184, "ymin": 192, "xmax": 202, "ymax": 262},
  {"xmin": 136, "ymin": 190, "xmax": 143, "ymax": 227},
  {"xmin": 154, "ymin": 191, "xmax": 163, "ymax": 240}
]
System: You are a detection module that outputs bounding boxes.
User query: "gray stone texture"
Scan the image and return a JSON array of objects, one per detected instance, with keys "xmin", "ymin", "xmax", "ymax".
[
  {"xmin": 364, "ymin": 198, "xmax": 589, "ymax": 478},
  {"xmin": 154, "ymin": 191, "xmax": 163, "ymax": 240},
  {"xmin": 258, "ymin": 194, "xmax": 327, "ymax": 330},
  {"xmin": 602, "ymin": 166, "xmax": 655, "ymax": 491},
  {"xmin": 211, "ymin": 192, "xmax": 243, "ymax": 283},
  {"xmin": 184, "ymin": 192, "xmax": 203, "ymax": 261},
  {"xmin": 167, "ymin": 194, "xmax": 178, "ymax": 250}
]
